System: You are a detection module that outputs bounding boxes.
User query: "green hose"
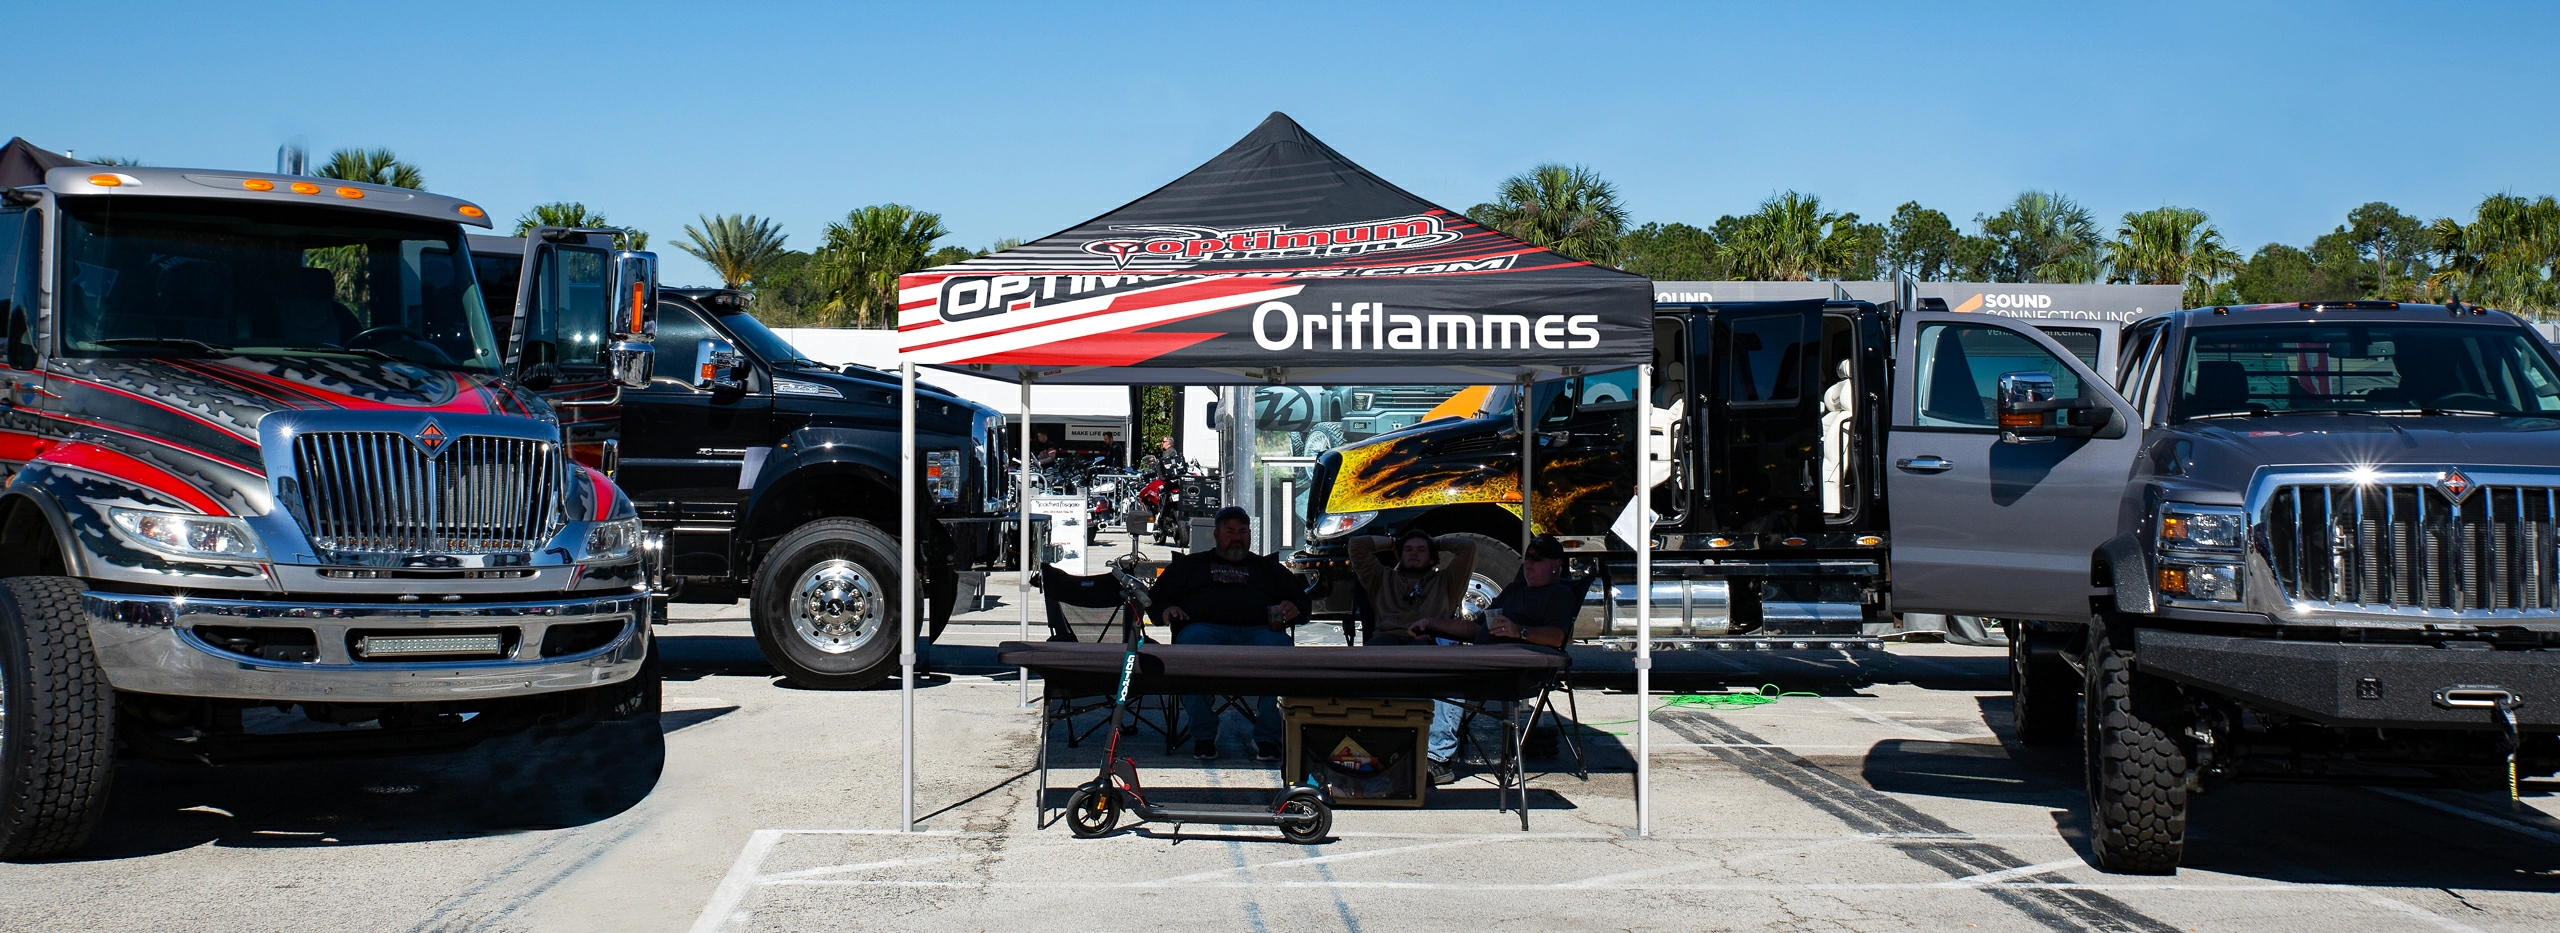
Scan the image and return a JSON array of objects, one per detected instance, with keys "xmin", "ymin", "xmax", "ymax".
[{"xmin": 1573, "ymin": 684, "xmax": 1825, "ymax": 734}]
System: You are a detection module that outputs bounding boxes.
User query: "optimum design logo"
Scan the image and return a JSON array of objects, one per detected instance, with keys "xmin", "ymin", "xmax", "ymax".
[{"xmin": 1080, "ymin": 214, "xmax": 1460, "ymax": 269}]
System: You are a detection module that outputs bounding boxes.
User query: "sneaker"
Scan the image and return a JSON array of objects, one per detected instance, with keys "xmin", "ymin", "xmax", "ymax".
[
  {"xmin": 1193, "ymin": 740, "xmax": 1219, "ymax": 760},
  {"xmin": 1426, "ymin": 757, "xmax": 1456, "ymax": 786},
  {"xmin": 1254, "ymin": 740, "xmax": 1282, "ymax": 762}
]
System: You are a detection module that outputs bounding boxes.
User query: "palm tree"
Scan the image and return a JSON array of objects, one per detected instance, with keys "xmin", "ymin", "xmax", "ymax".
[
  {"xmin": 313, "ymin": 147, "xmax": 424, "ymax": 190},
  {"xmin": 812, "ymin": 204, "xmax": 949, "ymax": 327},
  {"xmin": 2106, "ymin": 207, "xmax": 2243, "ymax": 306},
  {"xmin": 2426, "ymin": 194, "xmax": 2560, "ymax": 315},
  {"xmin": 513, "ymin": 202, "xmax": 647, "ymax": 250},
  {"xmin": 1467, "ymin": 164, "xmax": 1628, "ymax": 265},
  {"xmin": 1980, "ymin": 191, "xmax": 2103, "ymax": 283},
  {"xmin": 1718, "ymin": 191, "xmax": 1871, "ymax": 281},
  {"xmin": 677, "ymin": 214, "xmax": 788, "ymax": 289}
]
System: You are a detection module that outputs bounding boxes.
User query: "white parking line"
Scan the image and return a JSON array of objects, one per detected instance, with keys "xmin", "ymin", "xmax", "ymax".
[
  {"xmin": 1944, "ymin": 859, "xmax": 2082, "ymax": 885},
  {"xmin": 2370, "ymin": 787, "xmax": 2560, "ymax": 846},
  {"xmin": 688, "ymin": 829, "xmax": 782, "ymax": 933}
]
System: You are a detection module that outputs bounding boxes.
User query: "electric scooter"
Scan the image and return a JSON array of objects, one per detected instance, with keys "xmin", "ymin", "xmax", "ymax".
[{"xmin": 1063, "ymin": 561, "xmax": 1333, "ymax": 843}]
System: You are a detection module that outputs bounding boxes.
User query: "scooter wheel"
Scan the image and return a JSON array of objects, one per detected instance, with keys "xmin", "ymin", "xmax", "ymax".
[
  {"xmin": 1276, "ymin": 797, "xmax": 1331, "ymax": 845},
  {"xmin": 1066, "ymin": 785, "xmax": 1121, "ymax": 838}
]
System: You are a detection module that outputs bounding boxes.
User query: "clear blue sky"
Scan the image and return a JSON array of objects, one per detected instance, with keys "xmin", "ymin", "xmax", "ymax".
[{"xmin": 24, "ymin": 1, "xmax": 2560, "ymax": 286}]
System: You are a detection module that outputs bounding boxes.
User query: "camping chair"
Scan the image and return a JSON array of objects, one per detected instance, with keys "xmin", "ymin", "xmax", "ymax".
[
  {"xmin": 1038, "ymin": 564, "xmax": 1178, "ymax": 748},
  {"xmin": 1451, "ymin": 574, "xmax": 1597, "ymax": 780}
]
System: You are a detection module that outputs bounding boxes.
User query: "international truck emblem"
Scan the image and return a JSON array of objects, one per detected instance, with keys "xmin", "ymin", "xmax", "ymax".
[
  {"xmin": 2437, "ymin": 468, "xmax": 2474, "ymax": 503},
  {"xmin": 410, "ymin": 418, "xmax": 449, "ymax": 456}
]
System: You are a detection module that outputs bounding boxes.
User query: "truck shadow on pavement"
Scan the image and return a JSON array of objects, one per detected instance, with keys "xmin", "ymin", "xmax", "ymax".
[
  {"xmin": 1854, "ymin": 696, "xmax": 2560, "ymax": 893},
  {"xmin": 67, "ymin": 718, "xmax": 666, "ymax": 862}
]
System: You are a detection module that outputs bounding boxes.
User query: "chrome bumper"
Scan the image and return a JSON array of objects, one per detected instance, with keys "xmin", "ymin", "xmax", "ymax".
[{"xmin": 84, "ymin": 590, "xmax": 647, "ymax": 703}]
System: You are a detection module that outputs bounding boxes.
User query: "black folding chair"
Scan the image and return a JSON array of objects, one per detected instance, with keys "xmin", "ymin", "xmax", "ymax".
[
  {"xmin": 1038, "ymin": 564, "xmax": 1178, "ymax": 748},
  {"xmin": 1451, "ymin": 574, "xmax": 1597, "ymax": 781}
]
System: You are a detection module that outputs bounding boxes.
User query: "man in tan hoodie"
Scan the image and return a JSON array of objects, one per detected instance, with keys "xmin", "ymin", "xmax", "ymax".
[{"xmin": 1348, "ymin": 529, "xmax": 1477, "ymax": 784}]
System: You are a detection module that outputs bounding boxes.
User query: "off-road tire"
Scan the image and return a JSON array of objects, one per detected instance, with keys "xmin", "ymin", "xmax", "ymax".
[
  {"xmin": 2010, "ymin": 623, "xmax": 2076, "ymax": 746},
  {"xmin": 0, "ymin": 576, "xmax": 116, "ymax": 860},
  {"xmin": 1446, "ymin": 533, "xmax": 1520, "ymax": 619},
  {"xmin": 751, "ymin": 519, "xmax": 904, "ymax": 690},
  {"xmin": 1302, "ymin": 423, "xmax": 1347, "ymax": 459},
  {"xmin": 2083, "ymin": 615, "xmax": 2190, "ymax": 874}
]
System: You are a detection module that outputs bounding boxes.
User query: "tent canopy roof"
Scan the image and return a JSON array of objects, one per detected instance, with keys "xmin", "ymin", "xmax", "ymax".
[{"xmin": 894, "ymin": 113, "xmax": 1650, "ymax": 386}]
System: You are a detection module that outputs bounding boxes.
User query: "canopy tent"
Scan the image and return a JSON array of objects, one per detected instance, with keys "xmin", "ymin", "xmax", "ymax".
[
  {"xmin": 887, "ymin": 113, "xmax": 1661, "ymax": 836},
  {"xmin": 0, "ymin": 138, "xmax": 86, "ymax": 189},
  {"xmin": 893, "ymin": 112, "xmax": 1649, "ymax": 386}
]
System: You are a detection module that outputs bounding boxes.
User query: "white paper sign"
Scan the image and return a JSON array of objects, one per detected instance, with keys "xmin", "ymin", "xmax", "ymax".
[{"xmin": 1030, "ymin": 495, "xmax": 1088, "ymax": 575}]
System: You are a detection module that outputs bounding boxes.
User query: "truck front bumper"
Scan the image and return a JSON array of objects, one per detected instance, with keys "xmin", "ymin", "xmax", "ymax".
[
  {"xmin": 2137, "ymin": 629, "xmax": 2560, "ymax": 729},
  {"xmin": 84, "ymin": 590, "xmax": 648, "ymax": 703}
]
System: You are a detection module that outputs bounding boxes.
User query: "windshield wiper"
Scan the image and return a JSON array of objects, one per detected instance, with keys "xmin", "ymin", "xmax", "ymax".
[
  {"xmin": 93, "ymin": 337, "xmax": 232, "ymax": 355},
  {"xmin": 272, "ymin": 345, "xmax": 403, "ymax": 363},
  {"xmin": 2368, "ymin": 407, "xmax": 2508, "ymax": 417},
  {"xmin": 2183, "ymin": 409, "xmax": 2270, "ymax": 421}
]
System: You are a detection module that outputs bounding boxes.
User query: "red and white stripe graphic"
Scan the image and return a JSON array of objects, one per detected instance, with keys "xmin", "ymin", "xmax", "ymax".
[{"xmin": 895, "ymin": 275, "xmax": 1301, "ymax": 367}]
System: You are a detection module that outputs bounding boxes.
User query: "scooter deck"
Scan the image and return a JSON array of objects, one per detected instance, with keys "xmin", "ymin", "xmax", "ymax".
[{"xmin": 1137, "ymin": 803, "xmax": 1288, "ymax": 825}]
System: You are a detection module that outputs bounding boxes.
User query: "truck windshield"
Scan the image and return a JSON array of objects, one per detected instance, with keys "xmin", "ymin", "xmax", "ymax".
[
  {"xmin": 2174, "ymin": 322, "xmax": 2560, "ymax": 420},
  {"xmin": 718, "ymin": 311, "xmax": 827, "ymax": 369},
  {"xmin": 54, "ymin": 197, "xmax": 499, "ymax": 374}
]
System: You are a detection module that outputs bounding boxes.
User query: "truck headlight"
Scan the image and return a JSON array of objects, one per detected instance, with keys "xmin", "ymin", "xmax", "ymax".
[
  {"xmin": 927, "ymin": 448, "xmax": 963, "ymax": 502},
  {"xmin": 2158, "ymin": 503, "xmax": 2247, "ymax": 552},
  {"xmin": 585, "ymin": 517, "xmax": 642, "ymax": 561},
  {"xmin": 2158, "ymin": 561, "xmax": 2241, "ymax": 602},
  {"xmin": 109, "ymin": 508, "xmax": 266, "ymax": 562},
  {"xmin": 1308, "ymin": 510, "xmax": 1376, "ymax": 538}
]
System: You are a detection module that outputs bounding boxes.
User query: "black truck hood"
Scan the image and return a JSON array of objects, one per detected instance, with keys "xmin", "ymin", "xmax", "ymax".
[{"xmin": 776, "ymin": 366, "xmax": 989, "ymax": 433}]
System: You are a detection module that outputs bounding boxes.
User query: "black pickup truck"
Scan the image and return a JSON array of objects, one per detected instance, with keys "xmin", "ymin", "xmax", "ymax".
[
  {"xmin": 1294, "ymin": 297, "xmax": 2560, "ymax": 872},
  {"xmin": 470, "ymin": 239, "xmax": 1005, "ymax": 690}
]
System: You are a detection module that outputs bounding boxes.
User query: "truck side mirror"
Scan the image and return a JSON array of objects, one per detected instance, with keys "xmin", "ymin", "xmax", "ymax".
[
  {"xmin": 607, "ymin": 251, "xmax": 659, "ymax": 390},
  {"xmin": 693, "ymin": 338, "xmax": 744, "ymax": 393},
  {"xmin": 1996, "ymin": 371, "xmax": 2112, "ymax": 443}
]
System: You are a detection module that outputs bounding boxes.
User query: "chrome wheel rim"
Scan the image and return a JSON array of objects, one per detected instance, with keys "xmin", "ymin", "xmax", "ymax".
[
  {"xmin": 791, "ymin": 558, "xmax": 884, "ymax": 655},
  {"xmin": 1463, "ymin": 573, "xmax": 1503, "ymax": 619}
]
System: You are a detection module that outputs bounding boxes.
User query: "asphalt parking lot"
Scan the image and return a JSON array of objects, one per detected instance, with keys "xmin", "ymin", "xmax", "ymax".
[{"xmin": 4, "ymin": 589, "xmax": 2557, "ymax": 933}]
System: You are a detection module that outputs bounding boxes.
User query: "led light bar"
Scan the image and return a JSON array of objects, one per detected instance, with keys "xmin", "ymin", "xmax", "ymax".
[{"xmin": 356, "ymin": 634, "xmax": 504, "ymax": 658}]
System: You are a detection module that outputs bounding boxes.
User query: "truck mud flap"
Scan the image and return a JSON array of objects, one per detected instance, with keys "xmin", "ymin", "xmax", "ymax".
[{"xmin": 2135, "ymin": 629, "xmax": 2560, "ymax": 729}]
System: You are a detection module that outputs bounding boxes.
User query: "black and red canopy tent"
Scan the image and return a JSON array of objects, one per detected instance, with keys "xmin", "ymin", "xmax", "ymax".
[
  {"xmin": 884, "ymin": 113, "xmax": 1665, "ymax": 834},
  {"xmin": 893, "ymin": 112, "xmax": 1648, "ymax": 385}
]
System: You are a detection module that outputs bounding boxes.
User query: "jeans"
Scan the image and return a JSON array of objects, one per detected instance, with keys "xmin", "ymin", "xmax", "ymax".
[
  {"xmin": 1430, "ymin": 699, "xmax": 1512, "ymax": 763},
  {"xmin": 1174, "ymin": 623, "xmax": 1290, "ymax": 748}
]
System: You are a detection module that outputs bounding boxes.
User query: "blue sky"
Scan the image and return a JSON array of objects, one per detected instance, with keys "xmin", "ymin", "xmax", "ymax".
[{"xmin": 25, "ymin": 1, "xmax": 2560, "ymax": 286}]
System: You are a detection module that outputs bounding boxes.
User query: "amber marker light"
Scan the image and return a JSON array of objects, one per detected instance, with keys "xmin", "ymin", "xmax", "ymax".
[
  {"xmin": 242, "ymin": 179, "xmax": 275, "ymax": 191},
  {"xmin": 290, "ymin": 182, "xmax": 321, "ymax": 195},
  {"xmin": 457, "ymin": 204, "xmax": 485, "ymax": 218},
  {"xmin": 87, "ymin": 174, "xmax": 124, "ymax": 187},
  {"xmin": 335, "ymin": 186, "xmax": 364, "ymax": 199}
]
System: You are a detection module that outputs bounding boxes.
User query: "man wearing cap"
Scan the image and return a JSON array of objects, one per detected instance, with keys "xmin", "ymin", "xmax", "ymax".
[
  {"xmin": 1149, "ymin": 506, "xmax": 1311, "ymax": 762},
  {"xmin": 1348, "ymin": 528, "xmax": 1479, "ymax": 784}
]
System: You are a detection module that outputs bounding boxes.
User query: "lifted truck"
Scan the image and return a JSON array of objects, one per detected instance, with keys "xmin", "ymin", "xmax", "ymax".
[
  {"xmin": 0, "ymin": 156, "xmax": 659, "ymax": 858},
  {"xmin": 466, "ymin": 244, "xmax": 1003, "ymax": 689},
  {"xmin": 1295, "ymin": 296, "xmax": 2560, "ymax": 872}
]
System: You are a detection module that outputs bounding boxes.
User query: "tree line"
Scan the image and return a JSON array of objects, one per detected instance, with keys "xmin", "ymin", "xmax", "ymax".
[
  {"xmin": 161, "ymin": 146, "xmax": 2560, "ymax": 322},
  {"xmin": 1486, "ymin": 164, "xmax": 2560, "ymax": 316}
]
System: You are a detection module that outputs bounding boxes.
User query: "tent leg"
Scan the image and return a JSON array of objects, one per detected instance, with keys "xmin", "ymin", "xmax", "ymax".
[
  {"xmin": 1634, "ymin": 363, "xmax": 1652, "ymax": 838},
  {"xmin": 900, "ymin": 363, "xmax": 918, "ymax": 833},
  {"xmin": 1019, "ymin": 373, "xmax": 1034, "ymax": 707},
  {"xmin": 1517, "ymin": 373, "xmax": 1534, "ymax": 557}
]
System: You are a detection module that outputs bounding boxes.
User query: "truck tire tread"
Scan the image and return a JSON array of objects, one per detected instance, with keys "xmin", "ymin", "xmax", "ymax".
[
  {"xmin": 0, "ymin": 576, "xmax": 116, "ymax": 860},
  {"xmin": 2010, "ymin": 626, "xmax": 2075, "ymax": 746},
  {"xmin": 2083, "ymin": 617, "xmax": 2188, "ymax": 874}
]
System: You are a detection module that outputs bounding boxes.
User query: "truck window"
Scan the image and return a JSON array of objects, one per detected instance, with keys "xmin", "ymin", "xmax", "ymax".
[
  {"xmin": 540, "ymin": 245, "xmax": 612, "ymax": 369},
  {"xmin": 2174, "ymin": 323, "xmax": 2560, "ymax": 420},
  {"xmin": 1729, "ymin": 314, "xmax": 1807, "ymax": 405},
  {"xmin": 651, "ymin": 301, "xmax": 720, "ymax": 381},
  {"xmin": 0, "ymin": 206, "xmax": 20, "ymax": 298},
  {"xmin": 2039, "ymin": 326, "xmax": 2103, "ymax": 372},
  {"xmin": 1914, "ymin": 323, "xmax": 2081, "ymax": 428},
  {"xmin": 52, "ymin": 197, "xmax": 499, "ymax": 373}
]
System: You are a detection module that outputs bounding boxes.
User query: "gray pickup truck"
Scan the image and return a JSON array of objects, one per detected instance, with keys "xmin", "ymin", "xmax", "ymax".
[{"xmin": 2000, "ymin": 300, "xmax": 2560, "ymax": 872}]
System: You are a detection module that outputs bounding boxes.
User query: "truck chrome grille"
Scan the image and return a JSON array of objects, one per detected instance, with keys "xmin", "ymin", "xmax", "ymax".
[
  {"xmin": 291, "ymin": 432, "xmax": 563, "ymax": 554},
  {"xmin": 2263, "ymin": 483, "xmax": 2559, "ymax": 611}
]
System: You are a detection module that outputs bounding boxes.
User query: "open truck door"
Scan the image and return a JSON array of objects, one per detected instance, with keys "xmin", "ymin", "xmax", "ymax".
[{"xmin": 1885, "ymin": 311, "xmax": 2139, "ymax": 620}]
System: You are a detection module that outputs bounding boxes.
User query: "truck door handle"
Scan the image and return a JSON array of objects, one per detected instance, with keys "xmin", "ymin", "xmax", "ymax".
[{"xmin": 1895, "ymin": 456, "xmax": 1953, "ymax": 473}]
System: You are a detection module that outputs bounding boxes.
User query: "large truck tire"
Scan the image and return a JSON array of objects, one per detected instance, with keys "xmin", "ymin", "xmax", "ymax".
[
  {"xmin": 751, "ymin": 519, "xmax": 904, "ymax": 691},
  {"xmin": 1302, "ymin": 423, "xmax": 1347, "ymax": 459},
  {"xmin": 2082, "ymin": 614, "xmax": 2190, "ymax": 874},
  {"xmin": 2009, "ymin": 625, "xmax": 2076, "ymax": 746},
  {"xmin": 0, "ymin": 576, "xmax": 116, "ymax": 860},
  {"xmin": 1446, "ymin": 533, "xmax": 1520, "ymax": 619}
]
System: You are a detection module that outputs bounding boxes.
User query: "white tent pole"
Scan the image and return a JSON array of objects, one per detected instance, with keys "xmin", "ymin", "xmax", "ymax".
[
  {"xmin": 900, "ymin": 362, "xmax": 918, "ymax": 832},
  {"xmin": 1635, "ymin": 362, "xmax": 1653, "ymax": 837},
  {"xmin": 1019, "ymin": 372, "xmax": 1034, "ymax": 707},
  {"xmin": 1518, "ymin": 374, "xmax": 1534, "ymax": 558}
]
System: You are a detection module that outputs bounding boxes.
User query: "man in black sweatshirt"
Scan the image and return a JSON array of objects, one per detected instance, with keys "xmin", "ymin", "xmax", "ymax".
[{"xmin": 1149, "ymin": 506, "xmax": 1312, "ymax": 761}]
